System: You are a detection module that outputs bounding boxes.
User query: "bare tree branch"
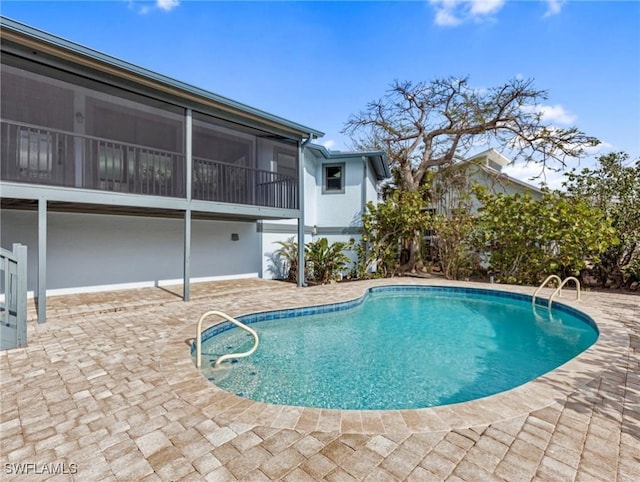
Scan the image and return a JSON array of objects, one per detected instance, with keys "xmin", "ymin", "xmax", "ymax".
[{"xmin": 343, "ymin": 76, "xmax": 598, "ymax": 191}]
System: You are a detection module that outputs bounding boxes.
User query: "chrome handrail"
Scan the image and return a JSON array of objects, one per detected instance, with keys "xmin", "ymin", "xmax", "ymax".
[{"xmin": 195, "ymin": 310, "xmax": 259, "ymax": 369}]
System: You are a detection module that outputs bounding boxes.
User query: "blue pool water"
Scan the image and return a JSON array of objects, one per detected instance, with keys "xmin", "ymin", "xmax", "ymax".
[{"xmin": 195, "ymin": 287, "xmax": 598, "ymax": 410}]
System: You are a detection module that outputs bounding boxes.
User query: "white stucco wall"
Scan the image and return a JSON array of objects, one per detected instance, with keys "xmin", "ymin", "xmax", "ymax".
[
  {"xmin": 314, "ymin": 158, "xmax": 365, "ymax": 228},
  {"xmin": 467, "ymin": 167, "xmax": 543, "ymax": 212},
  {"xmin": 259, "ymin": 151, "xmax": 382, "ymax": 280},
  {"xmin": 1, "ymin": 210, "xmax": 259, "ymax": 295}
]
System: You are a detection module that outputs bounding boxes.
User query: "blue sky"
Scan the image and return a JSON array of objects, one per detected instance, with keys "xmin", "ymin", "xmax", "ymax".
[{"xmin": 2, "ymin": 0, "xmax": 639, "ymax": 188}]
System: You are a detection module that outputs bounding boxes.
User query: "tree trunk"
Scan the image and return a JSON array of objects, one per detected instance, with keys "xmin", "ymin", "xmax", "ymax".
[{"xmin": 399, "ymin": 230, "xmax": 424, "ymax": 273}]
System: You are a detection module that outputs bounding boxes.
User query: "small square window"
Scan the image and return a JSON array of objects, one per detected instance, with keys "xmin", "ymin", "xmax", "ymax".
[{"xmin": 323, "ymin": 163, "xmax": 345, "ymax": 194}]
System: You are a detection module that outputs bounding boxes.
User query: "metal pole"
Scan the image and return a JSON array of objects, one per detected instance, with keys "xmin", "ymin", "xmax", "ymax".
[
  {"xmin": 297, "ymin": 136, "xmax": 312, "ymax": 287},
  {"xmin": 183, "ymin": 108, "xmax": 192, "ymax": 301},
  {"xmin": 37, "ymin": 198, "xmax": 47, "ymax": 323}
]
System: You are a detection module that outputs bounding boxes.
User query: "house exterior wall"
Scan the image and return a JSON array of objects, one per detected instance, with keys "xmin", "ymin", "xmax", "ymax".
[
  {"xmin": 434, "ymin": 163, "xmax": 543, "ymax": 216},
  {"xmin": 314, "ymin": 157, "xmax": 365, "ymax": 228},
  {"xmin": 259, "ymin": 150, "xmax": 380, "ymax": 280},
  {"xmin": 1, "ymin": 19, "xmax": 387, "ymax": 297},
  {"xmin": 1, "ymin": 210, "xmax": 259, "ymax": 295},
  {"xmin": 469, "ymin": 168, "xmax": 543, "ymax": 200}
]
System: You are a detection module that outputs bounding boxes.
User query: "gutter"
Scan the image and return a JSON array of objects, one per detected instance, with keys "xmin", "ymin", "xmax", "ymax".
[{"xmin": 362, "ymin": 156, "xmax": 368, "ymax": 219}]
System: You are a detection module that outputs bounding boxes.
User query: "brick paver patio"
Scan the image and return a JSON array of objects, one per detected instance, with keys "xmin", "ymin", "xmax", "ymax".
[{"xmin": 1, "ymin": 278, "xmax": 638, "ymax": 481}]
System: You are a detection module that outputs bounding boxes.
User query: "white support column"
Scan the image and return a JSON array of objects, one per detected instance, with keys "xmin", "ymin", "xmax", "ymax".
[
  {"xmin": 184, "ymin": 209, "xmax": 191, "ymax": 301},
  {"xmin": 37, "ymin": 198, "xmax": 47, "ymax": 323},
  {"xmin": 297, "ymin": 137, "xmax": 311, "ymax": 287},
  {"xmin": 183, "ymin": 108, "xmax": 193, "ymax": 301}
]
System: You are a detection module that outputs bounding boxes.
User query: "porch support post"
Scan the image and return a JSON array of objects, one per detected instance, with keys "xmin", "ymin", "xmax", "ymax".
[
  {"xmin": 297, "ymin": 136, "xmax": 311, "ymax": 287},
  {"xmin": 184, "ymin": 209, "xmax": 191, "ymax": 301},
  {"xmin": 37, "ymin": 198, "xmax": 47, "ymax": 323},
  {"xmin": 183, "ymin": 108, "xmax": 193, "ymax": 301}
]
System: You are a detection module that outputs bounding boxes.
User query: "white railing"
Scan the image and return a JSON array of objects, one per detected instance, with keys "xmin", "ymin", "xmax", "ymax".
[
  {"xmin": 195, "ymin": 310, "xmax": 259, "ymax": 369},
  {"xmin": 532, "ymin": 275, "xmax": 581, "ymax": 311},
  {"xmin": 548, "ymin": 276, "xmax": 581, "ymax": 309},
  {"xmin": 1, "ymin": 244, "xmax": 28, "ymax": 350},
  {"xmin": 532, "ymin": 275, "xmax": 562, "ymax": 306}
]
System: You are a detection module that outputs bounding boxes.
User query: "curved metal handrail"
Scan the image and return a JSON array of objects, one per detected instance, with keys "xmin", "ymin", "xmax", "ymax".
[
  {"xmin": 195, "ymin": 310, "xmax": 259, "ymax": 369},
  {"xmin": 548, "ymin": 277, "xmax": 581, "ymax": 310},
  {"xmin": 532, "ymin": 275, "xmax": 562, "ymax": 306}
]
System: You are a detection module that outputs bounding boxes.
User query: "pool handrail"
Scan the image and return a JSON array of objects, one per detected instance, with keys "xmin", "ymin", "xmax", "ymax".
[
  {"xmin": 532, "ymin": 275, "xmax": 563, "ymax": 306},
  {"xmin": 548, "ymin": 277, "xmax": 581, "ymax": 310},
  {"xmin": 195, "ymin": 310, "xmax": 259, "ymax": 369}
]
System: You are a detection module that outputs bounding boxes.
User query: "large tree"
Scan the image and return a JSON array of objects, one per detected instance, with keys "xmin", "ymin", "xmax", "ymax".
[{"xmin": 343, "ymin": 77, "xmax": 599, "ymax": 270}]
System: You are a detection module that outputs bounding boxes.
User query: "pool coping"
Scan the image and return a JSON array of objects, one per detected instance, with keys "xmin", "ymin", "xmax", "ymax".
[{"xmin": 160, "ymin": 278, "xmax": 629, "ymax": 434}]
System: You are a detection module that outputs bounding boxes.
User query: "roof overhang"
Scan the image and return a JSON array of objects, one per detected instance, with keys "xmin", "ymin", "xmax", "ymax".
[
  {"xmin": 0, "ymin": 16, "xmax": 324, "ymax": 141},
  {"xmin": 307, "ymin": 143, "xmax": 390, "ymax": 181},
  {"xmin": 466, "ymin": 148, "xmax": 512, "ymax": 168}
]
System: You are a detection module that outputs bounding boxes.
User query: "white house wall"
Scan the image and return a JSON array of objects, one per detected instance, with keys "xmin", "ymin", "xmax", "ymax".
[
  {"xmin": 471, "ymin": 169, "xmax": 542, "ymax": 199},
  {"xmin": 1, "ymin": 210, "xmax": 259, "ymax": 295},
  {"xmin": 366, "ymin": 163, "xmax": 379, "ymax": 205},
  {"xmin": 468, "ymin": 168, "xmax": 543, "ymax": 212},
  {"xmin": 259, "ymin": 152, "xmax": 380, "ymax": 280},
  {"xmin": 314, "ymin": 158, "xmax": 365, "ymax": 228},
  {"xmin": 304, "ymin": 155, "xmax": 319, "ymax": 226}
]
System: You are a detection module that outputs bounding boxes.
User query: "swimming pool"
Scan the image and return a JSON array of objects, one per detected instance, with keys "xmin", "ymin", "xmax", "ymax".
[{"xmin": 195, "ymin": 286, "xmax": 598, "ymax": 410}]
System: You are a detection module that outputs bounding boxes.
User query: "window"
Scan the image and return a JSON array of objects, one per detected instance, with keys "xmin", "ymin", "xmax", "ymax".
[
  {"xmin": 323, "ymin": 163, "xmax": 345, "ymax": 194},
  {"xmin": 18, "ymin": 129, "xmax": 53, "ymax": 179}
]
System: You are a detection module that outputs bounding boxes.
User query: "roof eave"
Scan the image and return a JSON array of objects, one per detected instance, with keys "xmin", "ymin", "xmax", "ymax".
[
  {"xmin": 0, "ymin": 16, "xmax": 324, "ymax": 140},
  {"xmin": 307, "ymin": 143, "xmax": 390, "ymax": 180}
]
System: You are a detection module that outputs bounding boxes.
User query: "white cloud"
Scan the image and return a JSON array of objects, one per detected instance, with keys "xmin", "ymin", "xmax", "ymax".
[
  {"xmin": 521, "ymin": 104, "xmax": 577, "ymax": 125},
  {"xmin": 435, "ymin": 8, "xmax": 463, "ymax": 27},
  {"xmin": 503, "ymin": 162, "xmax": 567, "ymax": 190},
  {"xmin": 579, "ymin": 140, "xmax": 613, "ymax": 157},
  {"xmin": 502, "ymin": 139, "xmax": 614, "ymax": 190},
  {"xmin": 469, "ymin": 0, "xmax": 505, "ymax": 15},
  {"xmin": 320, "ymin": 139, "xmax": 336, "ymax": 150},
  {"xmin": 157, "ymin": 0, "xmax": 179, "ymax": 12},
  {"xmin": 544, "ymin": 0, "xmax": 565, "ymax": 18},
  {"xmin": 429, "ymin": 0, "xmax": 506, "ymax": 27},
  {"xmin": 128, "ymin": 0, "xmax": 179, "ymax": 14}
]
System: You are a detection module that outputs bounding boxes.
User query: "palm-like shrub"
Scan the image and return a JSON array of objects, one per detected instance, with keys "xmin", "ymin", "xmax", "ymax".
[
  {"xmin": 273, "ymin": 237, "xmax": 298, "ymax": 282},
  {"xmin": 305, "ymin": 238, "xmax": 351, "ymax": 284}
]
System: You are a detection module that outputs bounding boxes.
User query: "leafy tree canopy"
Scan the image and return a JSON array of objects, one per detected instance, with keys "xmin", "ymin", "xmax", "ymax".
[
  {"xmin": 474, "ymin": 186, "xmax": 618, "ymax": 285},
  {"xmin": 360, "ymin": 188, "xmax": 432, "ymax": 276},
  {"xmin": 563, "ymin": 152, "xmax": 640, "ymax": 286}
]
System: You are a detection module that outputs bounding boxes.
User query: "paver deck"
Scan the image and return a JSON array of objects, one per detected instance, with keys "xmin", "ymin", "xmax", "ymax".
[{"xmin": 0, "ymin": 277, "xmax": 638, "ymax": 481}]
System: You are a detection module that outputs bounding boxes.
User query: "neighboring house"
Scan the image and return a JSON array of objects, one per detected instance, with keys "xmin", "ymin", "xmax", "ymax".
[
  {"xmin": 431, "ymin": 148, "xmax": 543, "ymax": 216},
  {"xmin": 0, "ymin": 18, "xmax": 389, "ymax": 320},
  {"xmin": 424, "ymin": 148, "xmax": 544, "ymax": 266}
]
